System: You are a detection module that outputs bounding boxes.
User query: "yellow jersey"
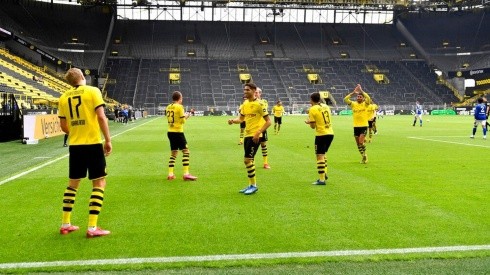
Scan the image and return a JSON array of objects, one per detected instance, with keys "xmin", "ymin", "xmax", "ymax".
[
  {"xmin": 344, "ymin": 93, "xmax": 371, "ymax": 127},
  {"xmin": 241, "ymin": 99, "xmax": 269, "ymax": 137},
  {"xmin": 257, "ymin": 98, "xmax": 269, "ymax": 127},
  {"xmin": 308, "ymin": 103, "xmax": 334, "ymax": 136},
  {"xmin": 58, "ymin": 85, "xmax": 105, "ymax": 145},
  {"xmin": 272, "ymin": 105, "xmax": 284, "ymax": 117},
  {"xmin": 165, "ymin": 103, "xmax": 186, "ymax": 132},
  {"xmin": 367, "ymin": 104, "xmax": 378, "ymax": 120},
  {"xmin": 260, "ymin": 99, "xmax": 269, "ymax": 110},
  {"xmin": 239, "ymin": 101, "xmax": 246, "ymax": 113}
]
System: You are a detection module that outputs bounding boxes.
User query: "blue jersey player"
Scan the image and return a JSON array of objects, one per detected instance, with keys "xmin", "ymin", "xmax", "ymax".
[
  {"xmin": 471, "ymin": 97, "xmax": 487, "ymax": 139},
  {"xmin": 412, "ymin": 101, "xmax": 423, "ymax": 127}
]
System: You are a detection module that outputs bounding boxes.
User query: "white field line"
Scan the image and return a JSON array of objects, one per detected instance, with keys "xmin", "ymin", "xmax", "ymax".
[
  {"xmin": 2, "ymin": 123, "xmax": 487, "ymax": 269},
  {"xmin": 0, "ymin": 154, "xmax": 69, "ymax": 186},
  {"xmin": 412, "ymin": 136, "xmax": 470, "ymax": 138},
  {"xmin": 1, "ymin": 245, "xmax": 489, "ymax": 269},
  {"xmin": 408, "ymin": 136, "xmax": 490, "ymax": 148},
  {"xmin": 0, "ymin": 118, "xmax": 158, "ymax": 187}
]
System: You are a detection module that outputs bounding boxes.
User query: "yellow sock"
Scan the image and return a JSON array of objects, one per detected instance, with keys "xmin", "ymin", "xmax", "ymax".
[
  {"xmin": 246, "ymin": 161, "xmax": 256, "ymax": 184},
  {"xmin": 168, "ymin": 155, "xmax": 176, "ymax": 175},
  {"xmin": 183, "ymin": 152, "xmax": 190, "ymax": 174},
  {"xmin": 317, "ymin": 160, "xmax": 326, "ymax": 181},
  {"xmin": 88, "ymin": 187, "xmax": 105, "ymax": 228},
  {"xmin": 62, "ymin": 186, "xmax": 78, "ymax": 224}
]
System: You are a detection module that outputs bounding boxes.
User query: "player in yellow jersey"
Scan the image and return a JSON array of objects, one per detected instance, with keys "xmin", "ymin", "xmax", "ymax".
[
  {"xmin": 165, "ymin": 91, "xmax": 198, "ymax": 181},
  {"xmin": 237, "ymin": 98, "xmax": 246, "ymax": 145},
  {"xmin": 58, "ymin": 68, "xmax": 112, "ymax": 238},
  {"xmin": 272, "ymin": 100, "xmax": 285, "ymax": 135},
  {"xmin": 344, "ymin": 84, "xmax": 371, "ymax": 164},
  {"xmin": 305, "ymin": 92, "xmax": 334, "ymax": 185},
  {"xmin": 228, "ymin": 83, "xmax": 271, "ymax": 195},
  {"xmin": 254, "ymin": 87, "xmax": 271, "ymax": 169},
  {"xmin": 366, "ymin": 102, "xmax": 378, "ymax": 143}
]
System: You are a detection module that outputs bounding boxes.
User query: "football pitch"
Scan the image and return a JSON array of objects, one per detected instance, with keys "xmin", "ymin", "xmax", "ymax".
[{"xmin": 0, "ymin": 114, "xmax": 489, "ymax": 273}]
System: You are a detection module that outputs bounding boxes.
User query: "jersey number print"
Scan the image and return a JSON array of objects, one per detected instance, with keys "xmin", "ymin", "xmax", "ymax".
[
  {"xmin": 68, "ymin": 96, "xmax": 82, "ymax": 119},
  {"xmin": 321, "ymin": 109, "xmax": 330, "ymax": 126},
  {"xmin": 166, "ymin": 110, "xmax": 175, "ymax": 123}
]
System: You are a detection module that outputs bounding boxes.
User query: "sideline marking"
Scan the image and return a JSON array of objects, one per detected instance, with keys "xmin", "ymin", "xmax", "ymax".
[
  {"xmin": 0, "ymin": 154, "xmax": 69, "ymax": 187},
  {"xmin": 0, "ymin": 118, "xmax": 158, "ymax": 187},
  {"xmin": 0, "ymin": 244, "xmax": 489, "ymax": 269},
  {"xmin": 408, "ymin": 136, "xmax": 490, "ymax": 148}
]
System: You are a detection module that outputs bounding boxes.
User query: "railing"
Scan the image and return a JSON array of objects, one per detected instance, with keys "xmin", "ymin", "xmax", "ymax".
[
  {"xmin": 440, "ymin": 78, "xmax": 464, "ymax": 102},
  {"xmin": 141, "ymin": 104, "xmax": 458, "ymax": 116}
]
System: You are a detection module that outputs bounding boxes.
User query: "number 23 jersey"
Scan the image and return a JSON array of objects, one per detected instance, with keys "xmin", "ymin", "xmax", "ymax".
[{"xmin": 165, "ymin": 103, "xmax": 186, "ymax": 133}]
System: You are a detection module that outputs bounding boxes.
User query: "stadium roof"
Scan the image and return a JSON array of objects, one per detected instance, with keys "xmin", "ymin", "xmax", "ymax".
[{"xmin": 33, "ymin": 0, "xmax": 490, "ymax": 12}]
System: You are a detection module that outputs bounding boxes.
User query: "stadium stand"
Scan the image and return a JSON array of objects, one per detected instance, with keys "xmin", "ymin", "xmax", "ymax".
[
  {"xmin": 0, "ymin": 1, "xmax": 112, "ymax": 69},
  {"xmin": 1, "ymin": 1, "xmax": 489, "ymax": 116},
  {"xmin": 399, "ymin": 11, "xmax": 490, "ymax": 72}
]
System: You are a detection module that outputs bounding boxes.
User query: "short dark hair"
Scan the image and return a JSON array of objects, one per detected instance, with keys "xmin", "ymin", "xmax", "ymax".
[
  {"xmin": 324, "ymin": 98, "xmax": 333, "ymax": 105},
  {"xmin": 310, "ymin": 92, "xmax": 321, "ymax": 103},
  {"xmin": 172, "ymin": 91, "xmax": 182, "ymax": 101},
  {"xmin": 478, "ymin": 97, "xmax": 484, "ymax": 103},
  {"xmin": 244, "ymin": 83, "xmax": 257, "ymax": 90}
]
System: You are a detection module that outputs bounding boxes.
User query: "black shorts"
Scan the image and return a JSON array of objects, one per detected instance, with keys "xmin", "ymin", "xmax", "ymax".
[
  {"xmin": 259, "ymin": 130, "xmax": 268, "ymax": 142},
  {"xmin": 69, "ymin": 144, "xmax": 107, "ymax": 180},
  {"xmin": 274, "ymin": 116, "xmax": 282, "ymax": 124},
  {"xmin": 315, "ymin": 135, "xmax": 334, "ymax": 155},
  {"xmin": 368, "ymin": 118, "xmax": 377, "ymax": 128},
  {"xmin": 353, "ymin": 127, "xmax": 368, "ymax": 137},
  {"xmin": 167, "ymin": 132, "xmax": 188, "ymax": 151},
  {"xmin": 243, "ymin": 136, "xmax": 260, "ymax": 159}
]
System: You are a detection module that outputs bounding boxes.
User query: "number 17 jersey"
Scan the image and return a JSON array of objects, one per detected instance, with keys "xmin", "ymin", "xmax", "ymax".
[{"xmin": 58, "ymin": 85, "xmax": 106, "ymax": 145}]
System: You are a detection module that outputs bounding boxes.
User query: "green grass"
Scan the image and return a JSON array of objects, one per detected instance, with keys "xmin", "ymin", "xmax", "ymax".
[{"xmin": 0, "ymin": 115, "xmax": 489, "ymax": 273}]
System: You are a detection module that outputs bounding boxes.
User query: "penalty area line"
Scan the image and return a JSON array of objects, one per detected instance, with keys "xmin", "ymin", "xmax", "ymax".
[
  {"xmin": 408, "ymin": 137, "xmax": 490, "ymax": 148},
  {"xmin": 1, "ymin": 244, "xmax": 489, "ymax": 269}
]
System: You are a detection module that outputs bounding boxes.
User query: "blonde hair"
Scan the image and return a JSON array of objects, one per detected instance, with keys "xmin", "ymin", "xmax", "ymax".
[{"xmin": 65, "ymin": 68, "xmax": 84, "ymax": 86}]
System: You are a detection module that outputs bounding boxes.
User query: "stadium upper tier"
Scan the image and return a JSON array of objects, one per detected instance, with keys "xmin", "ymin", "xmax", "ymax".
[
  {"xmin": 0, "ymin": 1, "xmax": 488, "ymax": 109},
  {"xmin": 0, "ymin": 1, "xmax": 488, "ymax": 69}
]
